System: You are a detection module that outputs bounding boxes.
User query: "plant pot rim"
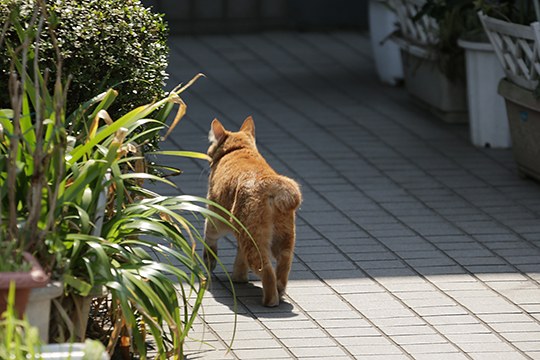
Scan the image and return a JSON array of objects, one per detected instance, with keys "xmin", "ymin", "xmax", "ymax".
[
  {"xmin": 0, "ymin": 252, "xmax": 49, "ymax": 289},
  {"xmin": 457, "ymin": 38, "xmax": 494, "ymax": 52},
  {"xmin": 392, "ymin": 35, "xmax": 437, "ymax": 60},
  {"xmin": 28, "ymin": 280, "xmax": 63, "ymax": 301},
  {"xmin": 498, "ymin": 78, "xmax": 540, "ymax": 110}
]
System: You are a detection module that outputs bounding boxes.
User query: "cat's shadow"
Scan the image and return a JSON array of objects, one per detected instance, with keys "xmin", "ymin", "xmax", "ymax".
[{"xmin": 206, "ymin": 275, "xmax": 299, "ymax": 319}]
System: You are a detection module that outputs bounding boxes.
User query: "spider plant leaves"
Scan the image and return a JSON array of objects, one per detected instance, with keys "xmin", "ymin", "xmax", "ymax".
[
  {"xmin": 0, "ymin": 110, "xmax": 14, "ymax": 133},
  {"xmin": 2, "ymin": 61, "xmax": 225, "ymax": 356},
  {"xmin": 3, "ymin": 6, "xmax": 220, "ymax": 356},
  {"xmin": 149, "ymin": 150, "xmax": 211, "ymax": 162},
  {"xmin": 88, "ymin": 89, "xmax": 118, "ymax": 123},
  {"xmin": 161, "ymin": 97, "xmax": 186, "ymax": 141},
  {"xmin": 66, "ymin": 88, "xmax": 117, "ymax": 128},
  {"xmin": 65, "ymin": 202, "xmax": 93, "ymax": 234},
  {"xmin": 63, "ymin": 274, "xmax": 93, "ymax": 297},
  {"xmin": 119, "ymin": 172, "xmax": 176, "ymax": 187},
  {"xmin": 62, "ymin": 160, "xmax": 103, "ymax": 204},
  {"xmin": 20, "ymin": 92, "xmax": 36, "ymax": 151}
]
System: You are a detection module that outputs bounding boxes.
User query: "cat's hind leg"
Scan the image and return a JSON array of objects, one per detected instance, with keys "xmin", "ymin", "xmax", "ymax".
[
  {"xmin": 203, "ymin": 218, "xmax": 222, "ymax": 272},
  {"xmin": 242, "ymin": 233, "xmax": 279, "ymax": 307},
  {"xmin": 272, "ymin": 212, "xmax": 296, "ymax": 297},
  {"xmin": 232, "ymin": 245, "xmax": 249, "ymax": 283}
]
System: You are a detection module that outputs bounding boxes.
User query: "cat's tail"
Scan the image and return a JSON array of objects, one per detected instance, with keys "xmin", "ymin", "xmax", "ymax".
[{"xmin": 264, "ymin": 176, "xmax": 302, "ymax": 212}]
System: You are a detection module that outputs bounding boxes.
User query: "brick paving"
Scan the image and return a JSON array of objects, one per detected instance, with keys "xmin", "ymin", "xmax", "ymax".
[{"xmin": 154, "ymin": 32, "xmax": 540, "ymax": 359}]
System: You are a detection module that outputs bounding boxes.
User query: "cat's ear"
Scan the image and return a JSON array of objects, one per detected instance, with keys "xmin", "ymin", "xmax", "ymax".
[
  {"xmin": 240, "ymin": 116, "xmax": 255, "ymax": 138},
  {"xmin": 209, "ymin": 118, "xmax": 226, "ymax": 143}
]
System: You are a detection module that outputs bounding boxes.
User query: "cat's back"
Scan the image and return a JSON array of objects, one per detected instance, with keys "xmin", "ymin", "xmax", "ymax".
[{"xmin": 214, "ymin": 147, "xmax": 276, "ymax": 180}]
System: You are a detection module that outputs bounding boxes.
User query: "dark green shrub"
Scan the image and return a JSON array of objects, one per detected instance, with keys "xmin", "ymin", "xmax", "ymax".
[{"xmin": 0, "ymin": 0, "xmax": 169, "ymax": 122}]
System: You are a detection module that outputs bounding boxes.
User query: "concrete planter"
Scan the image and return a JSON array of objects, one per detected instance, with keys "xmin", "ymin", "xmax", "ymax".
[
  {"xmin": 458, "ymin": 39, "xmax": 510, "ymax": 148},
  {"xmin": 390, "ymin": 0, "xmax": 467, "ymax": 122},
  {"xmin": 26, "ymin": 281, "xmax": 63, "ymax": 343},
  {"xmin": 398, "ymin": 43, "xmax": 468, "ymax": 123},
  {"xmin": 369, "ymin": 0, "xmax": 403, "ymax": 85},
  {"xmin": 498, "ymin": 79, "xmax": 540, "ymax": 180}
]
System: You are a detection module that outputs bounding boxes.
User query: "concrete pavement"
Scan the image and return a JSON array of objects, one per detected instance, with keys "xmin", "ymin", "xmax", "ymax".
[{"xmin": 155, "ymin": 31, "xmax": 540, "ymax": 359}]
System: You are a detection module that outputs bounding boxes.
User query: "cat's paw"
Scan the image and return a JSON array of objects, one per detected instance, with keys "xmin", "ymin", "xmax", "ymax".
[
  {"xmin": 262, "ymin": 290, "xmax": 280, "ymax": 307},
  {"xmin": 231, "ymin": 272, "xmax": 249, "ymax": 283},
  {"xmin": 262, "ymin": 297, "xmax": 280, "ymax": 307},
  {"xmin": 277, "ymin": 282, "xmax": 287, "ymax": 297}
]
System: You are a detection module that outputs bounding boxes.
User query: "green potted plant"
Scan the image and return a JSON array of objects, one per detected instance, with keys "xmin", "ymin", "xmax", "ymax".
[
  {"xmin": 1, "ymin": 2, "xmax": 239, "ymax": 358},
  {"xmin": 415, "ymin": 0, "xmax": 514, "ymax": 148},
  {"xmin": 479, "ymin": 0, "xmax": 540, "ymax": 180},
  {"xmin": 390, "ymin": 0, "xmax": 468, "ymax": 123}
]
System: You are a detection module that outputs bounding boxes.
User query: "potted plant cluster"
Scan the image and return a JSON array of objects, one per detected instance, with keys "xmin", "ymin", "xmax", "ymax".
[
  {"xmin": 389, "ymin": 0, "xmax": 469, "ymax": 123},
  {"xmin": 479, "ymin": 0, "xmax": 540, "ymax": 180},
  {"xmin": 0, "ymin": 1, "xmax": 237, "ymax": 358},
  {"xmin": 413, "ymin": 0, "xmax": 515, "ymax": 148}
]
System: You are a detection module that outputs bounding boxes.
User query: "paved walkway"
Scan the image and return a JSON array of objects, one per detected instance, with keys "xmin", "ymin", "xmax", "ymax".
[{"xmin": 157, "ymin": 32, "xmax": 540, "ymax": 359}]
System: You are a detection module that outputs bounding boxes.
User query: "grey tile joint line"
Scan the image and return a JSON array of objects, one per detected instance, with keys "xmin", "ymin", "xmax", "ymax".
[{"xmin": 168, "ymin": 35, "xmax": 534, "ymax": 354}]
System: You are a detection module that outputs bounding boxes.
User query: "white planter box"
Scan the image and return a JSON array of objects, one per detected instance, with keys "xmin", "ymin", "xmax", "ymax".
[
  {"xmin": 369, "ymin": 0, "xmax": 403, "ymax": 85},
  {"xmin": 458, "ymin": 39, "xmax": 511, "ymax": 148}
]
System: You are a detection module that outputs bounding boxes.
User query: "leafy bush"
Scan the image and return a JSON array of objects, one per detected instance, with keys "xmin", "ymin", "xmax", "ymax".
[{"xmin": 0, "ymin": 0, "xmax": 169, "ymax": 125}]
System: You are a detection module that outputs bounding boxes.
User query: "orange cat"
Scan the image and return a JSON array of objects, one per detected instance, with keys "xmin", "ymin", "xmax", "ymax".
[{"xmin": 204, "ymin": 116, "xmax": 302, "ymax": 307}]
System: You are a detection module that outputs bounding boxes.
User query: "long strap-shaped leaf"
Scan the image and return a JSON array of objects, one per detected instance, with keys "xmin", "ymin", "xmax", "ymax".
[{"xmin": 68, "ymin": 73, "xmax": 204, "ymax": 166}]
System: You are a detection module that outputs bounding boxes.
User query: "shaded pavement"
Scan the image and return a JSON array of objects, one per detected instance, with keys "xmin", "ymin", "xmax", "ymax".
[{"xmin": 153, "ymin": 31, "xmax": 540, "ymax": 359}]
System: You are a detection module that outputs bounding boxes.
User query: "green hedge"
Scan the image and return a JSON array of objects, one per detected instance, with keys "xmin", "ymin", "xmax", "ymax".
[{"xmin": 0, "ymin": 0, "xmax": 169, "ymax": 120}]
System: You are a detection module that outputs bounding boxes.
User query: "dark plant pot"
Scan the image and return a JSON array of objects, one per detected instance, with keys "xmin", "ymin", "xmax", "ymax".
[
  {"xmin": 0, "ymin": 252, "xmax": 49, "ymax": 317},
  {"xmin": 498, "ymin": 79, "xmax": 540, "ymax": 181}
]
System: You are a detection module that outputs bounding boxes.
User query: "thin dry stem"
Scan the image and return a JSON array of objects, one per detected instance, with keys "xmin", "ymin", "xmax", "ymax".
[
  {"xmin": 7, "ymin": 72, "xmax": 21, "ymax": 243},
  {"xmin": 25, "ymin": 13, "xmax": 46, "ymax": 250}
]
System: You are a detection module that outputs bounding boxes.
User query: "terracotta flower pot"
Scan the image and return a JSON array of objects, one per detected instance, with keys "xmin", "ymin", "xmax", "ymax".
[{"xmin": 0, "ymin": 252, "xmax": 49, "ymax": 317}]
